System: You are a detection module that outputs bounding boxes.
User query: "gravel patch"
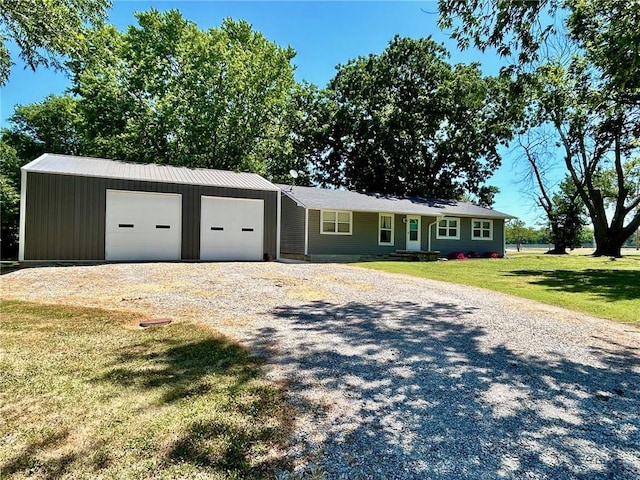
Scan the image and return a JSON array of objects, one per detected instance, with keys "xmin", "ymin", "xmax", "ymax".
[{"xmin": 2, "ymin": 262, "xmax": 639, "ymax": 479}]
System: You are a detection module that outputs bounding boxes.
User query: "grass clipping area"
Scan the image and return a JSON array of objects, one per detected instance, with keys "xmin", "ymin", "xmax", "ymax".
[
  {"xmin": 0, "ymin": 301, "xmax": 291, "ymax": 480},
  {"xmin": 357, "ymin": 254, "xmax": 640, "ymax": 325}
]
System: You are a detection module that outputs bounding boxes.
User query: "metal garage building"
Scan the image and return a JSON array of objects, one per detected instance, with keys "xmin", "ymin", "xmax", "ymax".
[{"xmin": 19, "ymin": 154, "xmax": 280, "ymax": 262}]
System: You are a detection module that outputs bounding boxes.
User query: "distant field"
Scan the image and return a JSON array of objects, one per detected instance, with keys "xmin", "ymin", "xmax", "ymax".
[
  {"xmin": 506, "ymin": 246, "xmax": 640, "ymax": 256},
  {"xmin": 356, "ymin": 253, "xmax": 640, "ymax": 324}
]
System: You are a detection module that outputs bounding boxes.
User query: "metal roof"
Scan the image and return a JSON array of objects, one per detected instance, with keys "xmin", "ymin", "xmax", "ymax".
[
  {"xmin": 278, "ymin": 184, "xmax": 515, "ymax": 219},
  {"xmin": 23, "ymin": 154, "xmax": 280, "ymax": 192}
]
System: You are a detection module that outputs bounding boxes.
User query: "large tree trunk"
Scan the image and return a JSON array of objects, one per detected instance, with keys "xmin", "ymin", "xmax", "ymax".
[
  {"xmin": 592, "ymin": 234, "xmax": 624, "ymax": 257},
  {"xmin": 592, "ymin": 222, "xmax": 640, "ymax": 257}
]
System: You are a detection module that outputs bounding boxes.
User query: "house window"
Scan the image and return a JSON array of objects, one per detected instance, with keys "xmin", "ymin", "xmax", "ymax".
[
  {"xmin": 379, "ymin": 213, "xmax": 394, "ymax": 245},
  {"xmin": 437, "ymin": 217, "xmax": 460, "ymax": 239},
  {"xmin": 321, "ymin": 210, "xmax": 352, "ymax": 235},
  {"xmin": 472, "ymin": 219, "xmax": 493, "ymax": 240}
]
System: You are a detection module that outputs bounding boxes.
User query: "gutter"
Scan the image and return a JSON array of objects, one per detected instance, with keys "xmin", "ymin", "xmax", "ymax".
[{"xmin": 428, "ymin": 215, "xmax": 446, "ymax": 252}]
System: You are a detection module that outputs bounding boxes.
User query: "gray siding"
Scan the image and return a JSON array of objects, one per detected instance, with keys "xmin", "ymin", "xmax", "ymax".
[
  {"xmin": 304, "ymin": 211, "xmax": 505, "ymax": 258},
  {"xmin": 280, "ymin": 194, "xmax": 306, "ymax": 255},
  {"xmin": 23, "ymin": 172, "xmax": 278, "ymax": 261},
  {"xmin": 429, "ymin": 217, "xmax": 505, "ymax": 257},
  {"xmin": 307, "ymin": 210, "xmax": 404, "ymax": 255}
]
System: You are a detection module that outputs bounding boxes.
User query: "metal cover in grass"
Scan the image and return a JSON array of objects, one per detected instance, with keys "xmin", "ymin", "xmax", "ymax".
[{"xmin": 139, "ymin": 318, "xmax": 172, "ymax": 328}]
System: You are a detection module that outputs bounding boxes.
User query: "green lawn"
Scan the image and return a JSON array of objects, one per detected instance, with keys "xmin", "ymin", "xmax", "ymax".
[
  {"xmin": 356, "ymin": 253, "xmax": 640, "ymax": 324},
  {"xmin": 0, "ymin": 300, "xmax": 291, "ymax": 480}
]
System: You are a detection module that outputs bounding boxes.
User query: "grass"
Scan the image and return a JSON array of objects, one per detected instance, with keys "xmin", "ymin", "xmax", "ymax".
[
  {"xmin": 0, "ymin": 300, "xmax": 291, "ymax": 480},
  {"xmin": 355, "ymin": 253, "xmax": 640, "ymax": 325}
]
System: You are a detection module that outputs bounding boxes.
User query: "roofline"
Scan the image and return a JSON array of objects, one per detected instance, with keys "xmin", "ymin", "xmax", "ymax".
[
  {"xmin": 280, "ymin": 188, "xmax": 308, "ymax": 208},
  {"xmin": 21, "ymin": 153, "xmax": 49, "ymax": 172},
  {"xmin": 22, "ymin": 153, "xmax": 280, "ymax": 192},
  {"xmin": 280, "ymin": 189, "xmax": 515, "ymax": 219}
]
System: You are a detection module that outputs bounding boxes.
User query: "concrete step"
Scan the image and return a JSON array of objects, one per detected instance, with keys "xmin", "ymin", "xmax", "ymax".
[{"xmin": 389, "ymin": 251, "xmax": 439, "ymax": 262}]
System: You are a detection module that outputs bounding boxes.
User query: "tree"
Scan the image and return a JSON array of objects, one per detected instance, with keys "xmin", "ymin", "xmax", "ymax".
[
  {"xmin": 0, "ymin": 140, "xmax": 21, "ymax": 258},
  {"xmin": 579, "ymin": 226, "xmax": 594, "ymax": 246},
  {"xmin": 69, "ymin": 9, "xmax": 296, "ymax": 176},
  {"xmin": 529, "ymin": 59, "xmax": 640, "ymax": 256},
  {"xmin": 438, "ymin": 0, "xmax": 640, "ymax": 256},
  {"xmin": 0, "ymin": 0, "xmax": 110, "ymax": 86},
  {"xmin": 506, "ymin": 219, "xmax": 528, "ymax": 251},
  {"xmin": 545, "ymin": 177, "xmax": 587, "ymax": 254},
  {"xmin": 516, "ymin": 131, "xmax": 586, "ymax": 254},
  {"xmin": 302, "ymin": 36, "xmax": 516, "ymax": 202},
  {"xmin": 438, "ymin": 1, "xmax": 561, "ymax": 68},
  {"xmin": 1, "ymin": 94, "xmax": 85, "ymax": 160},
  {"xmin": 265, "ymin": 82, "xmax": 322, "ymax": 185}
]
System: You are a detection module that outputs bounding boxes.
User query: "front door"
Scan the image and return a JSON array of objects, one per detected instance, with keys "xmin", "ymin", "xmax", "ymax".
[{"xmin": 406, "ymin": 215, "xmax": 421, "ymax": 251}]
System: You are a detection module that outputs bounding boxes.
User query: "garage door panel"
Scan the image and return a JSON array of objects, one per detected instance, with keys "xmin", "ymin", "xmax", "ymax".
[
  {"xmin": 200, "ymin": 196, "xmax": 263, "ymax": 261},
  {"xmin": 105, "ymin": 190, "xmax": 182, "ymax": 261}
]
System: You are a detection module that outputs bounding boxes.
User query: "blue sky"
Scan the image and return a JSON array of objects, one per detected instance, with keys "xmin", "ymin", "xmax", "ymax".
[{"xmin": 0, "ymin": 1, "xmax": 542, "ymax": 225}]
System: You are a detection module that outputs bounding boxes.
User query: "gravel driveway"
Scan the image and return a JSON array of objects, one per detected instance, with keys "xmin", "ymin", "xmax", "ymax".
[{"xmin": 2, "ymin": 262, "xmax": 639, "ymax": 479}]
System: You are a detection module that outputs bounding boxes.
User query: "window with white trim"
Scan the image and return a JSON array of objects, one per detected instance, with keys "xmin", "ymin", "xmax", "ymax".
[
  {"xmin": 321, "ymin": 210, "xmax": 352, "ymax": 235},
  {"xmin": 378, "ymin": 213, "xmax": 394, "ymax": 245},
  {"xmin": 472, "ymin": 219, "xmax": 493, "ymax": 240},
  {"xmin": 436, "ymin": 217, "xmax": 460, "ymax": 239}
]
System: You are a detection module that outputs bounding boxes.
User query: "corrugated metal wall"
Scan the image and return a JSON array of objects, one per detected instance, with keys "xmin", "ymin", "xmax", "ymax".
[{"xmin": 23, "ymin": 172, "xmax": 278, "ymax": 261}]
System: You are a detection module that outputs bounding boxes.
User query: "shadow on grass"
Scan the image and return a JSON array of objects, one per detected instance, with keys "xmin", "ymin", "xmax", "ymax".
[
  {"xmin": 2, "ymin": 315, "xmax": 290, "ymax": 479},
  {"xmin": 95, "ymin": 334, "xmax": 289, "ymax": 476},
  {"xmin": 508, "ymin": 268, "xmax": 640, "ymax": 302},
  {"xmin": 0, "ymin": 430, "xmax": 78, "ymax": 479},
  {"xmin": 245, "ymin": 299, "xmax": 640, "ymax": 479},
  {"xmin": 99, "ymin": 336, "xmax": 261, "ymax": 403}
]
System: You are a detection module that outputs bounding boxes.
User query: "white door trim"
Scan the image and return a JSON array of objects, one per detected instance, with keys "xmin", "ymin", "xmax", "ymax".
[{"xmin": 406, "ymin": 215, "xmax": 421, "ymax": 251}]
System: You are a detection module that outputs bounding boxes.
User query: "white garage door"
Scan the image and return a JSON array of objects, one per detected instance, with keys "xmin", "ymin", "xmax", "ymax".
[
  {"xmin": 105, "ymin": 190, "xmax": 182, "ymax": 261},
  {"xmin": 200, "ymin": 196, "xmax": 264, "ymax": 261}
]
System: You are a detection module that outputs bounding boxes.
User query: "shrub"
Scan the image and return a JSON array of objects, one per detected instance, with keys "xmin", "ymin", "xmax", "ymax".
[
  {"xmin": 483, "ymin": 251, "xmax": 499, "ymax": 258},
  {"xmin": 447, "ymin": 251, "xmax": 467, "ymax": 260}
]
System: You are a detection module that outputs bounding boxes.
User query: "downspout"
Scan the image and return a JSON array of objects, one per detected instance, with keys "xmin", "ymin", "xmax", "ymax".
[
  {"xmin": 503, "ymin": 218, "xmax": 507, "ymax": 257},
  {"xmin": 304, "ymin": 208, "xmax": 309, "ymax": 255},
  {"xmin": 275, "ymin": 188, "xmax": 282, "ymax": 260},
  {"xmin": 428, "ymin": 215, "xmax": 445, "ymax": 252}
]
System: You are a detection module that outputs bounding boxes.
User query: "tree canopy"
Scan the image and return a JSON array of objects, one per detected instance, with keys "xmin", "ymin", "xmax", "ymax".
[
  {"xmin": 68, "ymin": 9, "xmax": 297, "ymax": 177},
  {"xmin": 438, "ymin": 0, "xmax": 561, "ymax": 67},
  {"xmin": 439, "ymin": 0, "xmax": 640, "ymax": 256},
  {"xmin": 0, "ymin": 0, "xmax": 111, "ymax": 85},
  {"xmin": 2, "ymin": 94, "xmax": 84, "ymax": 160},
  {"xmin": 298, "ymin": 36, "xmax": 516, "ymax": 204}
]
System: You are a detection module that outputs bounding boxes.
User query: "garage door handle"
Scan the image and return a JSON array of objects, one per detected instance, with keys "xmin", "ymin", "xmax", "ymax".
[
  {"xmin": 156, "ymin": 225, "xmax": 171, "ymax": 229},
  {"xmin": 119, "ymin": 224, "xmax": 134, "ymax": 228},
  {"xmin": 241, "ymin": 228, "xmax": 254, "ymax": 232},
  {"xmin": 211, "ymin": 227, "xmax": 224, "ymax": 231}
]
